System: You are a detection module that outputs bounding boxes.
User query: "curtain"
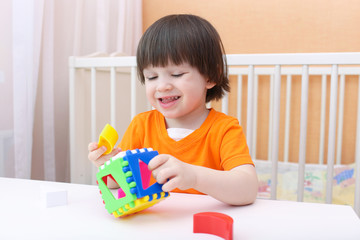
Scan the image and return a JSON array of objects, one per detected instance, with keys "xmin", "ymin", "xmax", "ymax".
[{"xmin": 0, "ymin": 0, "xmax": 142, "ymax": 181}]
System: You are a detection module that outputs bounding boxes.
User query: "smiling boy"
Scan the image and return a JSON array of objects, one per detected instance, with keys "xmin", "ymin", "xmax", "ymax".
[{"xmin": 88, "ymin": 14, "xmax": 258, "ymax": 205}]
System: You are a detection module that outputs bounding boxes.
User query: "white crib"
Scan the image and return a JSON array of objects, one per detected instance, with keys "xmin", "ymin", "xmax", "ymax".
[{"xmin": 69, "ymin": 52, "xmax": 360, "ymax": 216}]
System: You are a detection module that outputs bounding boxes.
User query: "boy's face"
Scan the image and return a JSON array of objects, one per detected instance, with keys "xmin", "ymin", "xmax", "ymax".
[{"xmin": 143, "ymin": 62, "xmax": 215, "ymax": 127}]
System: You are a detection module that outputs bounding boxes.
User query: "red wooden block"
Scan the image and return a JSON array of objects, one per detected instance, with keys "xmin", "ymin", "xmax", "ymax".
[{"xmin": 193, "ymin": 212, "xmax": 233, "ymax": 240}]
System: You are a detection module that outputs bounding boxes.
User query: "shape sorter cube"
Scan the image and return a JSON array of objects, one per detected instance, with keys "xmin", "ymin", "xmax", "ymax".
[{"xmin": 96, "ymin": 148, "xmax": 170, "ymax": 217}]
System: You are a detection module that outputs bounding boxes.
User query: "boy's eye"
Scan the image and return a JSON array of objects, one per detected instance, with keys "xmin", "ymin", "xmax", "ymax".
[
  {"xmin": 146, "ymin": 76, "xmax": 158, "ymax": 80},
  {"xmin": 172, "ymin": 73, "xmax": 184, "ymax": 78}
]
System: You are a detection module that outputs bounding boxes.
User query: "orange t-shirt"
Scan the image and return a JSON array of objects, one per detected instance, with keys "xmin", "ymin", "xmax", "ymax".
[{"xmin": 119, "ymin": 108, "xmax": 253, "ymax": 194}]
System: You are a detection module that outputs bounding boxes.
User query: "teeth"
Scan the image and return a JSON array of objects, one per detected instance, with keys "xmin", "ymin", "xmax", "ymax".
[{"xmin": 160, "ymin": 96, "xmax": 180, "ymax": 103}]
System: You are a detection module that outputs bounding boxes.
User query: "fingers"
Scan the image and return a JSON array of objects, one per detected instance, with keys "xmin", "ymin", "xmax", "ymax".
[
  {"xmin": 149, "ymin": 154, "xmax": 184, "ymax": 191},
  {"xmin": 88, "ymin": 141, "xmax": 122, "ymax": 168},
  {"xmin": 148, "ymin": 154, "xmax": 172, "ymax": 183},
  {"xmin": 148, "ymin": 154, "xmax": 169, "ymax": 171},
  {"xmin": 88, "ymin": 142, "xmax": 98, "ymax": 151},
  {"xmin": 154, "ymin": 167, "xmax": 176, "ymax": 184},
  {"xmin": 162, "ymin": 177, "xmax": 179, "ymax": 192},
  {"xmin": 89, "ymin": 148, "xmax": 121, "ymax": 168},
  {"xmin": 150, "ymin": 155, "xmax": 196, "ymax": 191},
  {"xmin": 108, "ymin": 147, "xmax": 122, "ymax": 158},
  {"xmin": 88, "ymin": 145, "xmax": 107, "ymax": 163}
]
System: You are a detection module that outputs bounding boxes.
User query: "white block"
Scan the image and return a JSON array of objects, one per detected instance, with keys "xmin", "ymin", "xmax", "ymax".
[{"xmin": 41, "ymin": 185, "xmax": 68, "ymax": 208}]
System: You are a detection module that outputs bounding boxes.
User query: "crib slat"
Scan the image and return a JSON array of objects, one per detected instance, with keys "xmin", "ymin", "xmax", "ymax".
[
  {"xmin": 270, "ymin": 65, "xmax": 281, "ymax": 200},
  {"xmin": 91, "ymin": 67, "xmax": 98, "ymax": 184},
  {"xmin": 110, "ymin": 67, "xmax": 116, "ymax": 127},
  {"xmin": 252, "ymin": 75, "xmax": 259, "ymax": 159},
  {"xmin": 283, "ymin": 75, "xmax": 292, "ymax": 163},
  {"xmin": 354, "ymin": 75, "xmax": 360, "ymax": 216},
  {"xmin": 130, "ymin": 67, "xmax": 137, "ymax": 119},
  {"xmin": 319, "ymin": 74, "xmax": 327, "ymax": 165},
  {"xmin": 268, "ymin": 74, "xmax": 274, "ymax": 162},
  {"xmin": 222, "ymin": 92, "xmax": 229, "ymax": 115},
  {"xmin": 237, "ymin": 75, "xmax": 242, "ymax": 125},
  {"xmin": 247, "ymin": 65, "xmax": 254, "ymax": 158},
  {"xmin": 222, "ymin": 58, "xmax": 229, "ymax": 115},
  {"xmin": 297, "ymin": 65, "xmax": 309, "ymax": 202},
  {"xmin": 69, "ymin": 57, "xmax": 76, "ymax": 182},
  {"xmin": 336, "ymin": 75, "xmax": 345, "ymax": 165},
  {"xmin": 326, "ymin": 65, "xmax": 338, "ymax": 204},
  {"xmin": 91, "ymin": 67, "xmax": 97, "ymax": 142}
]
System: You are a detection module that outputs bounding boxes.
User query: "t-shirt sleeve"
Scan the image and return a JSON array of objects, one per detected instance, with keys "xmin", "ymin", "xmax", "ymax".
[{"xmin": 219, "ymin": 119, "xmax": 254, "ymax": 170}]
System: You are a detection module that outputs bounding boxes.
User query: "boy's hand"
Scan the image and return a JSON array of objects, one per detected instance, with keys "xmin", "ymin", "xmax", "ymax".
[
  {"xmin": 148, "ymin": 154, "xmax": 197, "ymax": 192},
  {"xmin": 88, "ymin": 142, "xmax": 121, "ymax": 168}
]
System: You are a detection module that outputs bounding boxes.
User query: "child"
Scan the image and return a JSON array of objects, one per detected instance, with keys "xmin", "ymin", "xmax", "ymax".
[{"xmin": 88, "ymin": 14, "xmax": 258, "ymax": 205}]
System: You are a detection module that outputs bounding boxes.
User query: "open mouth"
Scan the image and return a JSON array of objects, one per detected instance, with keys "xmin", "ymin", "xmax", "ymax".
[{"xmin": 159, "ymin": 96, "xmax": 180, "ymax": 104}]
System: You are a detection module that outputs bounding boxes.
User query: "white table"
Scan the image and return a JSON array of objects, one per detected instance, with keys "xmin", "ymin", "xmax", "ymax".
[{"xmin": 1, "ymin": 177, "xmax": 360, "ymax": 240}]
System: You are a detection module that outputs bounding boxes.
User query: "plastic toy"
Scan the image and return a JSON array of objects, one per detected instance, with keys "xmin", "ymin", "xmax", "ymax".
[
  {"xmin": 193, "ymin": 212, "xmax": 233, "ymax": 240},
  {"xmin": 40, "ymin": 185, "xmax": 68, "ymax": 208},
  {"xmin": 96, "ymin": 147, "xmax": 170, "ymax": 217},
  {"xmin": 98, "ymin": 124, "xmax": 119, "ymax": 154}
]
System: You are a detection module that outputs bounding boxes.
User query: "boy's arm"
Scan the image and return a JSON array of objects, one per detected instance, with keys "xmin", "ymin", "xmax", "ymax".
[
  {"xmin": 193, "ymin": 164, "xmax": 258, "ymax": 205},
  {"xmin": 148, "ymin": 154, "xmax": 258, "ymax": 206}
]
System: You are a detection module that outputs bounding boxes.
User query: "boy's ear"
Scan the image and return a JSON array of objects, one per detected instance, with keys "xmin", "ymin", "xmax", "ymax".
[{"xmin": 206, "ymin": 80, "xmax": 216, "ymax": 89}]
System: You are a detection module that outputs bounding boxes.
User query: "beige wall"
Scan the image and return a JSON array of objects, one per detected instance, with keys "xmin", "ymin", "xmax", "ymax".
[
  {"xmin": 142, "ymin": 0, "xmax": 360, "ymax": 164},
  {"xmin": 143, "ymin": 0, "xmax": 360, "ymax": 54}
]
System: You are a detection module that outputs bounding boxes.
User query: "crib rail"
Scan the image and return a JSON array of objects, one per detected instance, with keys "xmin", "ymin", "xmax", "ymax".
[{"xmin": 69, "ymin": 52, "xmax": 360, "ymax": 216}]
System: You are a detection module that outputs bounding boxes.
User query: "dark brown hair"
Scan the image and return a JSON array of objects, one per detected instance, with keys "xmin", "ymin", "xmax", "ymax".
[{"xmin": 136, "ymin": 14, "xmax": 229, "ymax": 102}]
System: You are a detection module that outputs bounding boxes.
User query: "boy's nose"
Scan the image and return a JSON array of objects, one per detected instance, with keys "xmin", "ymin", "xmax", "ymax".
[{"xmin": 156, "ymin": 78, "xmax": 173, "ymax": 92}]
